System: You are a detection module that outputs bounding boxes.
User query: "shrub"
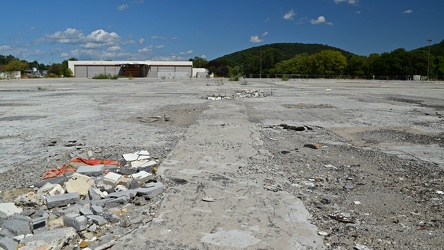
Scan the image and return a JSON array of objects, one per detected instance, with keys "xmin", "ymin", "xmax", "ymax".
[
  {"xmin": 281, "ymin": 74, "xmax": 289, "ymax": 81},
  {"xmin": 92, "ymin": 73, "xmax": 118, "ymax": 79}
]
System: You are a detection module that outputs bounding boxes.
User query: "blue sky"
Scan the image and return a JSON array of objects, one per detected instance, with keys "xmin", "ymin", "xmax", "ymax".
[{"xmin": 0, "ymin": 0, "xmax": 442, "ymax": 64}]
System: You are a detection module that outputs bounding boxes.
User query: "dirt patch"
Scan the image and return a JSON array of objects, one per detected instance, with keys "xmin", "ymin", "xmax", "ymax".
[{"xmin": 283, "ymin": 103, "xmax": 335, "ymax": 109}]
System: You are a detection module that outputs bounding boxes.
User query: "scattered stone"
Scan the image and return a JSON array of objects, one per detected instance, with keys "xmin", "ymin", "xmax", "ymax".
[
  {"xmin": 46, "ymin": 193, "xmax": 80, "ymax": 209},
  {"xmin": 318, "ymin": 231, "xmax": 329, "ymax": 236},
  {"xmin": 135, "ymin": 182, "xmax": 165, "ymax": 199},
  {"xmin": 20, "ymin": 227, "xmax": 77, "ymax": 249},
  {"xmin": 2, "ymin": 214, "xmax": 32, "ymax": 235},
  {"xmin": 202, "ymin": 196, "xmax": 215, "ymax": 202},
  {"xmin": 65, "ymin": 173, "xmax": 94, "ymax": 196},
  {"xmin": 0, "ymin": 203, "xmax": 23, "ymax": 217},
  {"xmin": 15, "ymin": 192, "xmax": 45, "ymax": 207},
  {"xmin": 355, "ymin": 244, "xmax": 373, "ymax": 250},
  {"xmin": 63, "ymin": 214, "xmax": 88, "ymax": 231},
  {"xmin": 76, "ymin": 165, "xmax": 105, "ymax": 177},
  {"xmin": 304, "ymin": 143, "xmax": 321, "ymax": 149}
]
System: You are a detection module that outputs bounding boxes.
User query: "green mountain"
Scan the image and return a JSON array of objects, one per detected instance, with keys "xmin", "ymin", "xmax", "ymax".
[{"xmin": 207, "ymin": 43, "xmax": 355, "ymax": 76}]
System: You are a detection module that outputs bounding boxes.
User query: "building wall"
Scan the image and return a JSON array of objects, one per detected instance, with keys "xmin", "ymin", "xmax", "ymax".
[{"xmin": 69, "ymin": 60, "xmax": 192, "ymax": 79}]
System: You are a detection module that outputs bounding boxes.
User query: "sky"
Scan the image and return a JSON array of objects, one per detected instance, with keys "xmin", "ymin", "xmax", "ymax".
[{"xmin": 0, "ymin": 0, "xmax": 443, "ymax": 64}]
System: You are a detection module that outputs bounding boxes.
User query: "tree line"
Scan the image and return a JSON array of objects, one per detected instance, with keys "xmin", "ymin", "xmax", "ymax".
[
  {"xmin": 0, "ymin": 55, "xmax": 76, "ymax": 78},
  {"xmin": 192, "ymin": 41, "xmax": 444, "ymax": 80}
]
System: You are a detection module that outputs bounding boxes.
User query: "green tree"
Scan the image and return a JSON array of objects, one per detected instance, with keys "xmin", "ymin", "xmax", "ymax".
[
  {"xmin": 189, "ymin": 56, "xmax": 208, "ymax": 68},
  {"xmin": 272, "ymin": 53, "xmax": 309, "ymax": 74},
  {"xmin": 228, "ymin": 65, "xmax": 243, "ymax": 81},
  {"xmin": 347, "ymin": 55, "xmax": 369, "ymax": 77},
  {"xmin": 5, "ymin": 60, "xmax": 29, "ymax": 73},
  {"xmin": 308, "ymin": 50, "xmax": 347, "ymax": 75}
]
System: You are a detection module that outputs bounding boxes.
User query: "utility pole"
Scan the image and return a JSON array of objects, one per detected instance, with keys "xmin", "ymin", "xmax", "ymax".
[
  {"xmin": 259, "ymin": 51, "xmax": 262, "ymax": 79},
  {"xmin": 427, "ymin": 39, "xmax": 432, "ymax": 81}
]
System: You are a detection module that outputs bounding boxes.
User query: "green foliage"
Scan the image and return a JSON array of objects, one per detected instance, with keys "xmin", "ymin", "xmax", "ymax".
[
  {"xmin": 92, "ymin": 73, "xmax": 118, "ymax": 79},
  {"xmin": 228, "ymin": 66, "xmax": 243, "ymax": 81},
  {"xmin": 281, "ymin": 74, "xmax": 289, "ymax": 81},
  {"xmin": 5, "ymin": 60, "xmax": 29, "ymax": 73},
  {"xmin": 189, "ymin": 56, "xmax": 208, "ymax": 68}
]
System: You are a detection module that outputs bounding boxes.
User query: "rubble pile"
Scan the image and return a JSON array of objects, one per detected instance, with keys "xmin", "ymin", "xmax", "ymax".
[
  {"xmin": 0, "ymin": 150, "xmax": 165, "ymax": 250},
  {"xmin": 235, "ymin": 89, "xmax": 266, "ymax": 98}
]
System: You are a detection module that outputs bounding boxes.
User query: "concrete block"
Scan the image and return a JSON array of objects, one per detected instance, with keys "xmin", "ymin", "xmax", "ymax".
[
  {"xmin": 90, "ymin": 196, "xmax": 129, "ymax": 209},
  {"xmin": 88, "ymin": 186, "xmax": 106, "ymax": 200},
  {"xmin": 80, "ymin": 207, "xmax": 93, "ymax": 216},
  {"xmin": 103, "ymin": 172, "xmax": 122, "ymax": 187},
  {"xmin": 77, "ymin": 165, "xmax": 105, "ymax": 177},
  {"xmin": 20, "ymin": 227, "xmax": 77, "ymax": 249},
  {"xmin": 0, "ymin": 236, "xmax": 18, "ymax": 250},
  {"xmin": 135, "ymin": 182, "xmax": 165, "ymax": 199},
  {"xmin": 2, "ymin": 214, "xmax": 32, "ymax": 236},
  {"xmin": 34, "ymin": 176, "xmax": 66, "ymax": 188},
  {"xmin": 131, "ymin": 171, "xmax": 153, "ymax": 183},
  {"xmin": 65, "ymin": 173, "xmax": 94, "ymax": 196},
  {"xmin": 87, "ymin": 215, "xmax": 107, "ymax": 225},
  {"xmin": 131, "ymin": 160, "xmax": 157, "ymax": 170},
  {"xmin": 63, "ymin": 213, "xmax": 88, "ymax": 231},
  {"xmin": 14, "ymin": 192, "xmax": 45, "ymax": 207},
  {"xmin": 116, "ymin": 175, "xmax": 133, "ymax": 188},
  {"xmin": 46, "ymin": 193, "xmax": 80, "ymax": 209},
  {"xmin": 107, "ymin": 190, "xmax": 137, "ymax": 199},
  {"xmin": 91, "ymin": 205, "xmax": 103, "ymax": 215},
  {"xmin": 32, "ymin": 217, "xmax": 46, "ymax": 230},
  {"xmin": 0, "ymin": 203, "xmax": 23, "ymax": 217}
]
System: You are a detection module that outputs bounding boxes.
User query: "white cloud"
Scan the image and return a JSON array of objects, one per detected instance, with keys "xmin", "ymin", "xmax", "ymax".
[
  {"xmin": 0, "ymin": 45, "xmax": 13, "ymax": 51},
  {"xmin": 85, "ymin": 29, "xmax": 120, "ymax": 44},
  {"xmin": 155, "ymin": 45, "xmax": 165, "ymax": 49},
  {"xmin": 43, "ymin": 28, "xmax": 84, "ymax": 44},
  {"xmin": 179, "ymin": 50, "xmax": 193, "ymax": 55},
  {"xmin": 250, "ymin": 35, "xmax": 262, "ymax": 43},
  {"xmin": 151, "ymin": 35, "xmax": 166, "ymax": 40},
  {"xmin": 262, "ymin": 31, "xmax": 269, "ymax": 37},
  {"xmin": 138, "ymin": 47, "xmax": 152, "ymax": 53},
  {"xmin": 138, "ymin": 38, "xmax": 145, "ymax": 45},
  {"xmin": 311, "ymin": 16, "xmax": 332, "ymax": 25},
  {"xmin": 117, "ymin": 4, "xmax": 129, "ymax": 11},
  {"xmin": 403, "ymin": 9, "xmax": 413, "ymax": 14},
  {"xmin": 283, "ymin": 9, "xmax": 295, "ymax": 20},
  {"xmin": 107, "ymin": 46, "xmax": 121, "ymax": 52},
  {"xmin": 334, "ymin": 0, "xmax": 358, "ymax": 4}
]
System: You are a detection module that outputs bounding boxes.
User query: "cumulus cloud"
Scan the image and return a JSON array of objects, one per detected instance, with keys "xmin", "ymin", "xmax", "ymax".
[
  {"xmin": 179, "ymin": 50, "xmax": 193, "ymax": 55},
  {"xmin": 151, "ymin": 35, "xmax": 167, "ymax": 40},
  {"xmin": 107, "ymin": 46, "xmax": 121, "ymax": 52},
  {"xmin": 42, "ymin": 28, "xmax": 120, "ymax": 49},
  {"xmin": 117, "ymin": 4, "xmax": 128, "ymax": 11},
  {"xmin": 138, "ymin": 38, "xmax": 145, "ymax": 45},
  {"xmin": 310, "ymin": 16, "xmax": 333, "ymax": 25},
  {"xmin": 250, "ymin": 35, "xmax": 262, "ymax": 43},
  {"xmin": 283, "ymin": 9, "xmax": 295, "ymax": 20},
  {"xmin": 403, "ymin": 9, "xmax": 413, "ymax": 14},
  {"xmin": 334, "ymin": 0, "xmax": 358, "ymax": 4}
]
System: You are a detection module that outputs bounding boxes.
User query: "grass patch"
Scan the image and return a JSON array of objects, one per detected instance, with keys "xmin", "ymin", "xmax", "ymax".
[{"xmin": 92, "ymin": 73, "xmax": 118, "ymax": 79}]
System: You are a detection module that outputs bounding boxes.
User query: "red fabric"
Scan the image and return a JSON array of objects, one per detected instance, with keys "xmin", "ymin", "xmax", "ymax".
[{"xmin": 42, "ymin": 158, "xmax": 120, "ymax": 179}]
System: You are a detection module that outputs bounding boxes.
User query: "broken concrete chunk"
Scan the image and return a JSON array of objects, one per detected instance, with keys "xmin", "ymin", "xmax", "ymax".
[
  {"xmin": 135, "ymin": 182, "xmax": 165, "ymax": 199},
  {"xmin": 123, "ymin": 151, "xmax": 150, "ymax": 162},
  {"xmin": 131, "ymin": 171, "xmax": 153, "ymax": 183},
  {"xmin": 46, "ymin": 193, "xmax": 80, "ymax": 209},
  {"xmin": 116, "ymin": 175, "xmax": 134, "ymax": 188},
  {"xmin": 49, "ymin": 184, "xmax": 66, "ymax": 196},
  {"xmin": 34, "ymin": 176, "xmax": 66, "ymax": 188},
  {"xmin": 103, "ymin": 172, "xmax": 122, "ymax": 187},
  {"xmin": 0, "ymin": 237, "xmax": 18, "ymax": 250},
  {"xmin": 88, "ymin": 186, "xmax": 106, "ymax": 200},
  {"xmin": 0, "ymin": 203, "xmax": 23, "ymax": 217},
  {"xmin": 20, "ymin": 227, "xmax": 77, "ymax": 249},
  {"xmin": 130, "ymin": 160, "xmax": 157, "ymax": 170},
  {"xmin": 76, "ymin": 165, "xmax": 105, "ymax": 176},
  {"xmin": 65, "ymin": 173, "xmax": 95, "ymax": 196},
  {"xmin": 63, "ymin": 213, "xmax": 88, "ymax": 231},
  {"xmin": 2, "ymin": 214, "xmax": 32, "ymax": 236},
  {"xmin": 87, "ymin": 215, "xmax": 107, "ymax": 225},
  {"xmin": 15, "ymin": 192, "xmax": 45, "ymax": 207},
  {"xmin": 32, "ymin": 217, "xmax": 46, "ymax": 230},
  {"xmin": 91, "ymin": 205, "xmax": 103, "ymax": 215}
]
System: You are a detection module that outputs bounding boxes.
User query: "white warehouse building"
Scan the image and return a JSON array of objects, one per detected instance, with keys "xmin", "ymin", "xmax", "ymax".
[{"xmin": 68, "ymin": 60, "xmax": 193, "ymax": 78}]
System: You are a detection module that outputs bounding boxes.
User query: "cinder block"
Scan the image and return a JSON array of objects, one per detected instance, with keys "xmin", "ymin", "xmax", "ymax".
[
  {"xmin": 32, "ymin": 217, "xmax": 46, "ymax": 230},
  {"xmin": 103, "ymin": 172, "xmax": 122, "ymax": 187},
  {"xmin": 76, "ymin": 165, "xmax": 105, "ymax": 177},
  {"xmin": 46, "ymin": 193, "xmax": 80, "ymax": 209},
  {"xmin": 135, "ymin": 182, "xmax": 165, "ymax": 199},
  {"xmin": 91, "ymin": 205, "xmax": 103, "ymax": 215},
  {"xmin": 116, "ymin": 175, "xmax": 134, "ymax": 188},
  {"xmin": 63, "ymin": 214, "xmax": 88, "ymax": 231},
  {"xmin": 87, "ymin": 215, "xmax": 107, "ymax": 225}
]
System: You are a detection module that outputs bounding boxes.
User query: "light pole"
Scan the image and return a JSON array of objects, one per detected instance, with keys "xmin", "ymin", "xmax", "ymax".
[{"xmin": 427, "ymin": 39, "xmax": 432, "ymax": 81}]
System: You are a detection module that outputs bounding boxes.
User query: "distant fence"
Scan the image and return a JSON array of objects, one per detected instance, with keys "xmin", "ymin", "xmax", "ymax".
[{"xmin": 248, "ymin": 74, "xmax": 444, "ymax": 81}]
